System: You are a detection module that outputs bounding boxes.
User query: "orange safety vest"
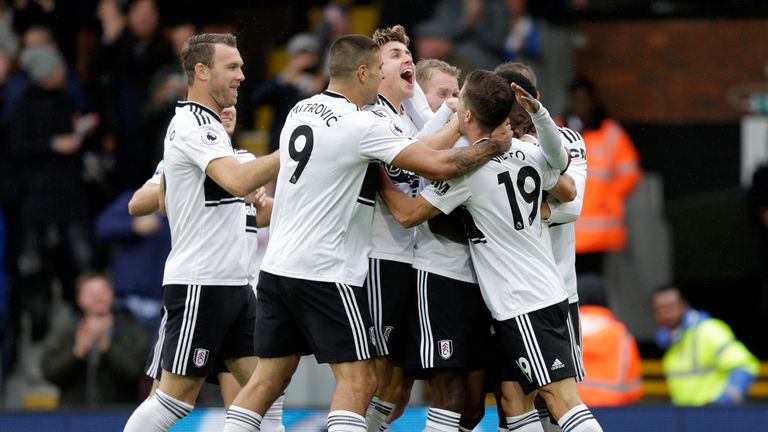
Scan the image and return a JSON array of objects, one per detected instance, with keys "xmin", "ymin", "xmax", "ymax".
[
  {"xmin": 577, "ymin": 305, "xmax": 643, "ymax": 406},
  {"xmin": 575, "ymin": 119, "xmax": 642, "ymax": 253}
]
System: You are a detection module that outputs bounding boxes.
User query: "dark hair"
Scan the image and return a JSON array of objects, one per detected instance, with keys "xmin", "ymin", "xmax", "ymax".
[
  {"xmin": 75, "ymin": 271, "xmax": 112, "ymax": 294},
  {"xmin": 328, "ymin": 34, "xmax": 380, "ymax": 79},
  {"xmin": 463, "ymin": 70, "xmax": 514, "ymax": 131},
  {"xmin": 180, "ymin": 33, "xmax": 237, "ymax": 85},
  {"xmin": 568, "ymin": 76, "xmax": 607, "ymax": 128},
  {"xmin": 494, "ymin": 62, "xmax": 537, "ymax": 87},
  {"xmin": 495, "ymin": 70, "xmax": 537, "ymax": 101}
]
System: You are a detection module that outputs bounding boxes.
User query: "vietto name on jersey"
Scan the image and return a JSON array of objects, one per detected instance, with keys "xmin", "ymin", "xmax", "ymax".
[
  {"xmin": 260, "ymin": 91, "xmax": 415, "ymax": 286},
  {"xmin": 162, "ymin": 102, "xmax": 248, "ymax": 286},
  {"xmin": 422, "ymin": 139, "xmax": 568, "ymax": 321}
]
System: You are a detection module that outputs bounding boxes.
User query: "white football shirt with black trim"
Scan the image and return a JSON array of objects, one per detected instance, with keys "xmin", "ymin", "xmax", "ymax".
[
  {"xmin": 146, "ymin": 160, "xmax": 164, "ymax": 185},
  {"xmin": 235, "ymin": 150, "xmax": 261, "ymax": 289},
  {"xmin": 421, "ymin": 139, "xmax": 567, "ymax": 320},
  {"xmin": 364, "ymin": 94, "xmax": 421, "ymax": 264},
  {"xmin": 162, "ymin": 101, "xmax": 247, "ymax": 286},
  {"xmin": 547, "ymin": 127, "xmax": 587, "ymax": 303},
  {"xmin": 413, "ymin": 136, "xmax": 476, "ymax": 284},
  {"xmin": 260, "ymin": 91, "xmax": 416, "ymax": 286}
]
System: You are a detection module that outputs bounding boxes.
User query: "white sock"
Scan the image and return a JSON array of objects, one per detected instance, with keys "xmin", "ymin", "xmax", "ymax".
[
  {"xmin": 558, "ymin": 405, "xmax": 603, "ymax": 432},
  {"xmin": 124, "ymin": 389, "xmax": 193, "ymax": 432},
  {"xmin": 261, "ymin": 393, "xmax": 285, "ymax": 432},
  {"xmin": 507, "ymin": 409, "xmax": 545, "ymax": 432},
  {"xmin": 224, "ymin": 405, "xmax": 263, "ymax": 432},
  {"xmin": 424, "ymin": 407, "xmax": 461, "ymax": 432},
  {"xmin": 498, "ymin": 428, "xmax": 509, "ymax": 432},
  {"xmin": 366, "ymin": 396, "xmax": 395, "ymax": 432},
  {"xmin": 327, "ymin": 410, "xmax": 367, "ymax": 432},
  {"xmin": 459, "ymin": 426, "xmax": 473, "ymax": 432},
  {"xmin": 537, "ymin": 407, "xmax": 561, "ymax": 432}
]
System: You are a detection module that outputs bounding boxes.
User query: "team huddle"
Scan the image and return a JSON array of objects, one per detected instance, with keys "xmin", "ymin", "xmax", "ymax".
[{"xmin": 122, "ymin": 24, "xmax": 602, "ymax": 432}]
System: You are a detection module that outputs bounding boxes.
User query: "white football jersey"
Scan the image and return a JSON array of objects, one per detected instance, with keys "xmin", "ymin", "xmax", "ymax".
[
  {"xmin": 422, "ymin": 139, "xmax": 567, "ymax": 320},
  {"xmin": 146, "ymin": 160, "xmax": 164, "ymax": 185},
  {"xmin": 365, "ymin": 95, "xmax": 420, "ymax": 264},
  {"xmin": 546, "ymin": 127, "xmax": 587, "ymax": 303},
  {"xmin": 413, "ymin": 136, "xmax": 476, "ymax": 284},
  {"xmin": 162, "ymin": 101, "xmax": 247, "ymax": 286},
  {"xmin": 260, "ymin": 91, "xmax": 416, "ymax": 286},
  {"xmin": 235, "ymin": 150, "xmax": 261, "ymax": 289}
]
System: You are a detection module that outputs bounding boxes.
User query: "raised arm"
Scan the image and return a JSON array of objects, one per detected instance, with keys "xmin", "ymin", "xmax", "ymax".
[
  {"xmin": 206, "ymin": 150, "xmax": 280, "ymax": 197},
  {"xmin": 378, "ymin": 167, "xmax": 442, "ymax": 228},
  {"xmin": 392, "ymin": 120, "xmax": 512, "ymax": 181},
  {"xmin": 512, "ymin": 83, "xmax": 568, "ymax": 171},
  {"xmin": 547, "ymin": 139, "xmax": 587, "ymax": 224}
]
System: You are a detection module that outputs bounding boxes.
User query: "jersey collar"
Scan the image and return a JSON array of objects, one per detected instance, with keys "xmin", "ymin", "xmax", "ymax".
[
  {"xmin": 322, "ymin": 90, "xmax": 353, "ymax": 104},
  {"xmin": 176, "ymin": 101, "xmax": 222, "ymax": 123},
  {"xmin": 377, "ymin": 94, "xmax": 399, "ymax": 115}
]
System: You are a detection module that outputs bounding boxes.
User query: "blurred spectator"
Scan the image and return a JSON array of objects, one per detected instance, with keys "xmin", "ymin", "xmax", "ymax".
[
  {"xmin": 6, "ymin": 44, "xmax": 98, "ymax": 341},
  {"xmin": 88, "ymin": 0, "xmax": 174, "ymax": 189},
  {"xmin": 94, "ymin": 190, "xmax": 170, "ymax": 334},
  {"xmin": 413, "ymin": 21, "xmax": 473, "ymax": 76},
  {"xmin": 653, "ymin": 285, "xmax": 759, "ymax": 406},
  {"xmin": 40, "ymin": 272, "xmax": 149, "ymax": 407},
  {"xmin": 576, "ymin": 275, "xmax": 643, "ymax": 406},
  {"xmin": 251, "ymin": 32, "xmax": 324, "ymax": 153},
  {"xmin": 503, "ymin": 0, "xmax": 541, "ymax": 61},
  {"xmin": 3, "ymin": 24, "xmax": 88, "ymax": 118},
  {"xmin": 314, "ymin": 1, "xmax": 350, "ymax": 57},
  {"xmin": 415, "ymin": 0, "xmax": 507, "ymax": 70},
  {"xmin": 559, "ymin": 78, "xmax": 642, "ymax": 277},
  {"xmin": 0, "ymin": 1, "xmax": 19, "ymax": 58}
]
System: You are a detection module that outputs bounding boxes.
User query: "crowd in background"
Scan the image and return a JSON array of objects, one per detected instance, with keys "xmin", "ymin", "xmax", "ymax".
[{"xmin": 0, "ymin": 0, "xmax": 761, "ymax": 410}]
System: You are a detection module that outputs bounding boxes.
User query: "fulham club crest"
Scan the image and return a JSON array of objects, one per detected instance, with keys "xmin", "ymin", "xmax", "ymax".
[
  {"xmin": 438, "ymin": 339, "xmax": 453, "ymax": 360},
  {"xmin": 193, "ymin": 348, "xmax": 209, "ymax": 368}
]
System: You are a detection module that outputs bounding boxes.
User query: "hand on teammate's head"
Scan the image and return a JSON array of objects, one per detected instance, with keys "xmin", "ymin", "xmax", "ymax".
[
  {"xmin": 511, "ymin": 82, "xmax": 541, "ymax": 113},
  {"xmin": 489, "ymin": 118, "xmax": 513, "ymax": 153}
]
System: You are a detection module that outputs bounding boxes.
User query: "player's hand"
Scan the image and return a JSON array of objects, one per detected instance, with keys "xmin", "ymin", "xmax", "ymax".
[
  {"xmin": 444, "ymin": 97, "xmax": 458, "ymax": 112},
  {"xmin": 489, "ymin": 119, "xmax": 513, "ymax": 154},
  {"xmin": 541, "ymin": 201, "xmax": 551, "ymax": 222},
  {"xmin": 511, "ymin": 82, "xmax": 541, "ymax": 114},
  {"xmin": 250, "ymin": 187, "xmax": 268, "ymax": 209}
]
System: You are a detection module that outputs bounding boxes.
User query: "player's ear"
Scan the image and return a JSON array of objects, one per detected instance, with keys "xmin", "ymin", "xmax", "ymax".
[
  {"xmin": 356, "ymin": 64, "xmax": 367, "ymax": 83},
  {"xmin": 195, "ymin": 63, "xmax": 208, "ymax": 81}
]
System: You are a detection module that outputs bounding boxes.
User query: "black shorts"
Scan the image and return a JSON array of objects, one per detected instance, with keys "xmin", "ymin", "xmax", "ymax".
[
  {"xmin": 403, "ymin": 270, "xmax": 491, "ymax": 372},
  {"xmin": 254, "ymin": 271, "xmax": 374, "ymax": 364},
  {"xmin": 568, "ymin": 301, "xmax": 585, "ymax": 381},
  {"xmin": 145, "ymin": 310, "xmax": 238, "ymax": 384},
  {"xmin": 153, "ymin": 284, "xmax": 256, "ymax": 378},
  {"xmin": 365, "ymin": 258, "xmax": 415, "ymax": 358},
  {"xmin": 494, "ymin": 300, "xmax": 577, "ymax": 394}
]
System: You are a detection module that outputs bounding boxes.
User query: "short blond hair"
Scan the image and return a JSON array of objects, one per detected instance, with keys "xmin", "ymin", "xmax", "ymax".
[
  {"xmin": 372, "ymin": 24, "xmax": 410, "ymax": 47},
  {"xmin": 415, "ymin": 58, "xmax": 461, "ymax": 89}
]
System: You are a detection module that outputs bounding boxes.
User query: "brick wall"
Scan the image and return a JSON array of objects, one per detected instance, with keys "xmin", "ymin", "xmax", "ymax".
[{"xmin": 574, "ymin": 19, "xmax": 768, "ymax": 123}]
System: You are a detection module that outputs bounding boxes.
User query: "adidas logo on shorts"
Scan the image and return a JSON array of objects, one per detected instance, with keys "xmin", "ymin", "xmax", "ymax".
[{"xmin": 551, "ymin": 358, "xmax": 565, "ymax": 371}]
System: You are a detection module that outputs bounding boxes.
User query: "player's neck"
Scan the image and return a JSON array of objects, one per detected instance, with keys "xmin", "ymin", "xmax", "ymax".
[
  {"xmin": 186, "ymin": 87, "xmax": 222, "ymax": 116},
  {"xmin": 465, "ymin": 124, "xmax": 491, "ymax": 144},
  {"xmin": 327, "ymin": 82, "xmax": 366, "ymax": 107},
  {"xmin": 378, "ymin": 88, "xmax": 403, "ymax": 113}
]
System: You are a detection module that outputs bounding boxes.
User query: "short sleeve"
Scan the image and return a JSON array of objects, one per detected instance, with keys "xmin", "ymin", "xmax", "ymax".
[
  {"xmin": 359, "ymin": 116, "xmax": 417, "ymax": 163},
  {"xmin": 421, "ymin": 176, "xmax": 472, "ymax": 215},
  {"xmin": 540, "ymin": 166, "xmax": 560, "ymax": 192},
  {"xmin": 145, "ymin": 160, "xmax": 164, "ymax": 185},
  {"xmin": 178, "ymin": 124, "xmax": 234, "ymax": 171}
]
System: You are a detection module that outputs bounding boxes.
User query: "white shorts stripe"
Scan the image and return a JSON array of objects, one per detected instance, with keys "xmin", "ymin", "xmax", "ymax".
[
  {"xmin": 417, "ymin": 270, "xmax": 434, "ymax": 368},
  {"xmin": 172, "ymin": 284, "xmax": 200, "ymax": 375},
  {"xmin": 566, "ymin": 311, "xmax": 585, "ymax": 380},
  {"xmin": 337, "ymin": 283, "xmax": 370, "ymax": 359},
  {"xmin": 523, "ymin": 314, "xmax": 551, "ymax": 384},
  {"xmin": 147, "ymin": 307, "xmax": 168, "ymax": 378},
  {"xmin": 515, "ymin": 315, "xmax": 543, "ymax": 385},
  {"xmin": 368, "ymin": 259, "xmax": 387, "ymax": 355}
]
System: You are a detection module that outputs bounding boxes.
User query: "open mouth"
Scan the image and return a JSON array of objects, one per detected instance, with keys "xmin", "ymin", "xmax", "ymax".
[{"xmin": 400, "ymin": 68, "xmax": 414, "ymax": 85}]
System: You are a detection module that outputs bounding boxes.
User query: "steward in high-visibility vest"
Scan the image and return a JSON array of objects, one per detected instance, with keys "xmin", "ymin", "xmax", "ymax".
[
  {"xmin": 577, "ymin": 305, "xmax": 643, "ymax": 406},
  {"xmin": 653, "ymin": 286, "xmax": 759, "ymax": 406},
  {"xmin": 559, "ymin": 79, "xmax": 642, "ymax": 256}
]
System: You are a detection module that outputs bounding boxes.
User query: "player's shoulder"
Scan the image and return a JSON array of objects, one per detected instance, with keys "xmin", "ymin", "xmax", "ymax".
[{"xmin": 557, "ymin": 126, "xmax": 585, "ymax": 149}]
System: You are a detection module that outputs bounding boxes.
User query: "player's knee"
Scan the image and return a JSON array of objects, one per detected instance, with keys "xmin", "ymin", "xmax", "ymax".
[{"xmin": 538, "ymin": 378, "xmax": 581, "ymax": 410}]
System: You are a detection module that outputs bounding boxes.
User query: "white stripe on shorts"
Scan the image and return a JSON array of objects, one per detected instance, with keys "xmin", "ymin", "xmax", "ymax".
[
  {"xmin": 515, "ymin": 313, "xmax": 551, "ymax": 386},
  {"xmin": 172, "ymin": 284, "xmax": 201, "ymax": 375},
  {"xmin": 417, "ymin": 270, "xmax": 434, "ymax": 369},
  {"xmin": 336, "ymin": 283, "xmax": 370, "ymax": 360},
  {"xmin": 367, "ymin": 259, "xmax": 387, "ymax": 356},
  {"xmin": 566, "ymin": 310, "xmax": 585, "ymax": 380},
  {"xmin": 147, "ymin": 307, "xmax": 168, "ymax": 379}
]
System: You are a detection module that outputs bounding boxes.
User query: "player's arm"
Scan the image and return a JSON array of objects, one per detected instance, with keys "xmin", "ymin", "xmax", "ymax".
[
  {"xmin": 378, "ymin": 168, "xmax": 442, "ymax": 228},
  {"xmin": 547, "ymin": 174, "xmax": 577, "ymax": 203},
  {"xmin": 158, "ymin": 174, "xmax": 167, "ymax": 216},
  {"xmin": 206, "ymin": 151, "xmax": 280, "ymax": 197},
  {"xmin": 392, "ymin": 120, "xmax": 512, "ymax": 181},
  {"xmin": 512, "ymin": 83, "xmax": 568, "ymax": 171},
  {"xmin": 128, "ymin": 183, "xmax": 160, "ymax": 216},
  {"xmin": 547, "ymin": 139, "xmax": 587, "ymax": 224},
  {"xmin": 415, "ymin": 102, "xmax": 456, "ymax": 141}
]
